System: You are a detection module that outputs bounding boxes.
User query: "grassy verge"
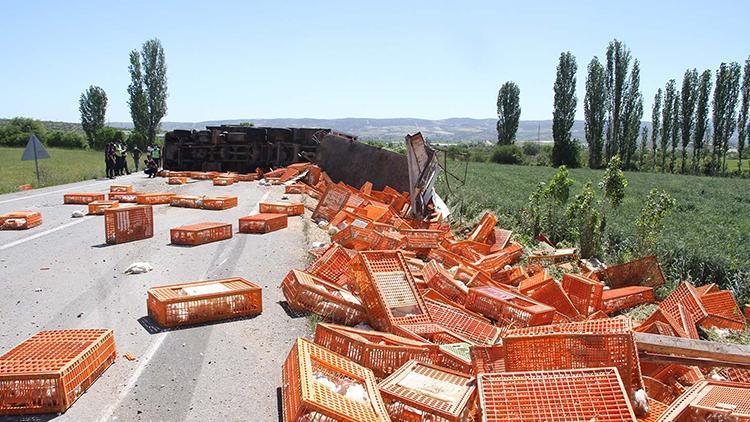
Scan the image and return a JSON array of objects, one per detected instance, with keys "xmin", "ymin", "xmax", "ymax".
[
  {"xmin": 0, "ymin": 147, "xmax": 106, "ymax": 194},
  {"xmin": 437, "ymin": 160, "xmax": 750, "ymax": 303}
]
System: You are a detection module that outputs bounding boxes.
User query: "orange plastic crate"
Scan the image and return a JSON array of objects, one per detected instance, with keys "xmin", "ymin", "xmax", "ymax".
[
  {"xmin": 423, "ymin": 260, "xmax": 469, "ymax": 304},
  {"xmin": 313, "ymin": 323, "xmax": 435, "ymax": 379},
  {"xmin": 378, "ymin": 361, "xmax": 477, "ymax": 421},
  {"xmin": 331, "ymin": 225, "xmax": 378, "ymax": 251},
  {"xmin": 280, "ymin": 269, "xmax": 366, "ymax": 325},
  {"xmin": 602, "ymin": 286, "xmax": 656, "ymax": 314},
  {"xmin": 136, "ymin": 192, "xmax": 176, "ymax": 205},
  {"xmin": 425, "ymin": 299, "xmax": 500, "ymax": 346},
  {"xmin": 281, "ymin": 338, "xmax": 390, "ymax": 422},
  {"xmin": 0, "ymin": 211, "xmax": 42, "ymax": 230},
  {"xmin": 596, "ymin": 255, "xmax": 666, "ymax": 289},
  {"xmin": 64, "ymin": 192, "xmax": 105, "ymax": 204},
  {"xmin": 108, "ymin": 192, "xmax": 140, "ymax": 203},
  {"xmin": 167, "ymin": 176, "xmax": 188, "ymax": 185},
  {"xmin": 147, "ymin": 277, "xmax": 262, "ymax": 327},
  {"xmin": 468, "ymin": 211, "xmax": 497, "ymax": 244},
  {"xmin": 401, "ymin": 229, "xmax": 445, "ymax": 251},
  {"xmin": 0, "ymin": 329, "xmax": 116, "ymax": 415},
  {"xmin": 259, "ymin": 202, "xmax": 303, "ymax": 216},
  {"xmin": 201, "ymin": 196, "xmax": 238, "ymax": 210},
  {"xmin": 170, "ymin": 195, "xmax": 202, "ymax": 208},
  {"xmin": 658, "ymin": 282, "xmax": 708, "ymax": 326},
  {"xmin": 502, "ymin": 317, "xmax": 643, "ymax": 396},
  {"xmin": 284, "ymin": 183, "xmax": 308, "ymax": 194},
  {"xmin": 657, "ymin": 380, "xmax": 750, "ymax": 421},
  {"xmin": 470, "ymin": 344, "xmax": 505, "ymax": 374},
  {"xmin": 190, "ymin": 172, "xmax": 213, "ymax": 180},
  {"xmin": 109, "ymin": 184, "xmax": 132, "ymax": 193},
  {"xmin": 238, "ymin": 213, "xmax": 287, "ymax": 234},
  {"xmin": 699, "ymin": 290, "xmax": 746, "ymax": 330},
  {"xmin": 312, "ymin": 184, "xmax": 351, "ymax": 223},
  {"xmin": 169, "ymin": 171, "xmax": 191, "ymax": 178},
  {"xmin": 236, "ymin": 173, "xmax": 259, "ymax": 182},
  {"xmin": 104, "ymin": 205, "xmax": 154, "ymax": 244},
  {"xmin": 478, "ymin": 368, "xmax": 636, "ymax": 422},
  {"xmin": 528, "ymin": 280, "xmax": 580, "ymax": 319},
  {"xmin": 562, "ymin": 273, "xmax": 604, "ymax": 316},
  {"xmin": 170, "ymin": 222, "xmax": 232, "ymax": 246},
  {"xmin": 213, "ymin": 177, "xmax": 234, "ymax": 186},
  {"xmin": 17, "ymin": 184, "xmax": 32, "ymax": 191},
  {"xmin": 465, "ymin": 286, "xmax": 555, "ymax": 328},
  {"xmin": 87, "ymin": 200, "xmax": 119, "ymax": 215},
  {"xmin": 306, "ymin": 244, "xmax": 352, "ymax": 286},
  {"xmin": 350, "ymin": 251, "xmax": 433, "ymax": 332}
]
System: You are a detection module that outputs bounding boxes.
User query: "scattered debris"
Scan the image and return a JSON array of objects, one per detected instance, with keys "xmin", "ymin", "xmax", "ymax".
[
  {"xmin": 71, "ymin": 210, "xmax": 85, "ymax": 218},
  {"xmin": 124, "ymin": 262, "xmax": 153, "ymax": 275},
  {"xmin": 123, "ymin": 352, "xmax": 137, "ymax": 361}
]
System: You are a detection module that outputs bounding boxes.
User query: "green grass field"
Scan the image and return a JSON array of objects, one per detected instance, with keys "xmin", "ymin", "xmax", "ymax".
[
  {"xmin": 0, "ymin": 147, "xmax": 106, "ymax": 194},
  {"xmin": 438, "ymin": 160, "xmax": 750, "ymax": 301}
]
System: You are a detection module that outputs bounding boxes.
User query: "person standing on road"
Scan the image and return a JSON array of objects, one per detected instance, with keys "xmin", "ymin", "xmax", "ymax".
[
  {"xmin": 150, "ymin": 143, "xmax": 161, "ymax": 169},
  {"xmin": 132, "ymin": 147, "xmax": 142, "ymax": 172},
  {"xmin": 119, "ymin": 142, "xmax": 130, "ymax": 175},
  {"xmin": 105, "ymin": 143, "xmax": 116, "ymax": 179}
]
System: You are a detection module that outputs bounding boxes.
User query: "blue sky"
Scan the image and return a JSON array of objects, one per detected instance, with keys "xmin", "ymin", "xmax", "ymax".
[{"xmin": 1, "ymin": 0, "xmax": 749, "ymax": 123}]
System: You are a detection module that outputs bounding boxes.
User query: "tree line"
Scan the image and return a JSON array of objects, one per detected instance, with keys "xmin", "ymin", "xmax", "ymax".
[{"xmin": 496, "ymin": 39, "xmax": 750, "ymax": 176}]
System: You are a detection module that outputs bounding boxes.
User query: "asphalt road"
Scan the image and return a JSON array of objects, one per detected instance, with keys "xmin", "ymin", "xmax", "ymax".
[{"xmin": 0, "ymin": 173, "xmax": 314, "ymax": 422}]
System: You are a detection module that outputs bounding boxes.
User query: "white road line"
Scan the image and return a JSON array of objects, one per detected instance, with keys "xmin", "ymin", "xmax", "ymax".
[
  {"xmin": 97, "ymin": 333, "xmax": 168, "ymax": 422},
  {"xmin": 0, "ymin": 218, "xmax": 91, "ymax": 251},
  {"xmin": 0, "ymin": 174, "xmax": 138, "ymax": 205}
]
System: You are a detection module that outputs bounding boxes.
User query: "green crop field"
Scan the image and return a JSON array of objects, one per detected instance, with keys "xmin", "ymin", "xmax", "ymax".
[
  {"xmin": 0, "ymin": 147, "xmax": 107, "ymax": 194},
  {"xmin": 437, "ymin": 160, "xmax": 750, "ymax": 303}
]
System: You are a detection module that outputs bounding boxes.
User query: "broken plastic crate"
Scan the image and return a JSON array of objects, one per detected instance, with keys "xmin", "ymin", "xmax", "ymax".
[
  {"xmin": 313, "ymin": 323, "xmax": 435, "ymax": 379},
  {"xmin": 306, "ymin": 244, "xmax": 352, "ymax": 286},
  {"xmin": 527, "ymin": 280, "xmax": 580, "ymax": 319},
  {"xmin": 596, "ymin": 255, "xmax": 666, "ymax": 289},
  {"xmin": 63, "ymin": 192, "xmax": 105, "ymax": 204},
  {"xmin": 136, "ymin": 192, "xmax": 176, "ymax": 205},
  {"xmin": 109, "ymin": 184, "xmax": 132, "ymax": 193},
  {"xmin": 657, "ymin": 380, "xmax": 750, "ymax": 421},
  {"xmin": 87, "ymin": 200, "xmax": 119, "ymax": 215},
  {"xmin": 213, "ymin": 177, "xmax": 234, "ymax": 186},
  {"xmin": 350, "ymin": 251, "xmax": 432, "ymax": 332},
  {"xmin": 104, "ymin": 205, "xmax": 154, "ymax": 244},
  {"xmin": 0, "ymin": 329, "xmax": 116, "ymax": 415},
  {"xmin": 312, "ymin": 184, "xmax": 351, "ymax": 223},
  {"xmin": 378, "ymin": 361, "xmax": 477, "ymax": 421},
  {"xmin": 401, "ymin": 229, "xmax": 446, "ymax": 253},
  {"xmin": 201, "ymin": 196, "xmax": 238, "ymax": 210},
  {"xmin": 259, "ymin": 202, "xmax": 304, "ymax": 216},
  {"xmin": 425, "ymin": 298, "xmax": 500, "ymax": 346},
  {"xmin": 167, "ymin": 176, "xmax": 188, "ymax": 185},
  {"xmin": 467, "ymin": 211, "xmax": 497, "ymax": 244},
  {"xmin": 108, "ymin": 192, "xmax": 140, "ymax": 203},
  {"xmin": 602, "ymin": 286, "xmax": 656, "ymax": 314},
  {"xmin": 331, "ymin": 225, "xmax": 379, "ymax": 251},
  {"xmin": 422, "ymin": 260, "xmax": 469, "ymax": 304},
  {"xmin": 280, "ymin": 269, "xmax": 366, "ymax": 325},
  {"xmin": 239, "ymin": 213, "xmax": 287, "ymax": 234},
  {"xmin": 477, "ymin": 368, "xmax": 636, "ymax": 422},
  {"xmin": 698, "ymin": 290, "xmax": 746, "ymax": 330},
  {"xmin": 281, "ymin": 338, "xmax": 390, "ymax": 422},
  {"xmin": 502, "ymin": 317, "xmax": 643, "ymax": 396},
  {"xmin": 170, "ymin": 222, "xmax": 232, "ymax": 246},
  {"xmin": 0, "ymin": 211, "xmax": 42, "ymax": 230},
  {"xmin": 562, "ymin": 273, "xmax": 604, "ymax": 316},
  {"xmin": 284, "ymin": 183, "xmax": 308, "ymax": 194},
  {"xmin": 470, "ymin": 344, "xmax": 505, "ymax": 374},
  {"xmin": 465, "ymin": 286, "xmax": 555, "ymax": 327},
  {"xmin": 147, "ymin": 277, "xmax": 262, "ymax": 327},
  {"xmin": 658, "ymin": 282, "xmax": 708, "ymax": 327}
]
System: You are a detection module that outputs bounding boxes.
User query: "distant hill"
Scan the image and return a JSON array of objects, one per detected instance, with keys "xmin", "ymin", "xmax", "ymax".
[
  {"xmin": 108, "ymin": 118, "xmax": 589, "ymax": 143},
  {"xmin": 0, "ymin": 118, "xmax": 84, "ymax": 134}
]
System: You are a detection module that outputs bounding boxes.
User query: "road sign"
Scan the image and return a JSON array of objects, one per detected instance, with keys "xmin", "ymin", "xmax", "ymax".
[{"xmin": 21, "ymin": 133, "xmax": 50, "ymax": 183}]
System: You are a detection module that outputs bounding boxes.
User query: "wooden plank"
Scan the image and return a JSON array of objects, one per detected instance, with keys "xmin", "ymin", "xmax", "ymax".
[{"xmin": 635, "ymin": 332, "xmax": 750, "ymax": 368}]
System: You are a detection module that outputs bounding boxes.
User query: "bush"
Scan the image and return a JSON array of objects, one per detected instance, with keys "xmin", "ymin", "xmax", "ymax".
[
  {"xmin": 47, "ymin": 131, "xmax": 87, "ymax": 149},
  {"xmin": 490, "ymin": 144, "xmax": 523, "ymax": 164},
  {"xmin": 92, "ymin": 127, "xmax": 126, "ymax": 150},
  {"xmin": 0, "ymin": 117, "xmax": 47, "ymax": 147},
  {"xmin": 521, "ymin": 142, "xmax": 541, "ymax": 156}
]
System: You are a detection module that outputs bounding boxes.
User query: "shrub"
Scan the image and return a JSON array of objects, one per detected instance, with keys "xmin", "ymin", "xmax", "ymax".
[
  {"xmin": 521, "ymin": 142, "xmax": 541, "ymax": 156},
  {"xmin": 490, "ymin": 144, "xmax": 523, "ymax": 164},
  {"xmin": 0, "ymin": 117, "xmax": 47, "ymax": 147},
  {"xmin": 47, "ymin": 131, "xmax": 87, "ymax": 149}
]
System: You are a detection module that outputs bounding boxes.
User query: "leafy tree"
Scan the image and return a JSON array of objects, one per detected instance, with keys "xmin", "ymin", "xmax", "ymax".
[
  {"xmin": 712, "ymin": 62, "xmax": 741, "ymax": 174},
  {"xmin": 0, "ymin": 117, "xmax": 47, "ymax": 147},
  {"xmin": 496, "ymin": 81, "xmax": 521, "ymax": 145},
  {"xmin": 660, "ymin": 80, "xmax": 676, "ymax": 172},
  {"xmin": 79, "ymin": 86, "xmax": 108, "ymax": 148},
  {"xmin": 600, "ymin": 155, "xmax": 628, "ymax": 210},
  {"xmin": 525, "ymin": 166, "xmax": 574, "ymax": 242},
  {"xmin": 639, "ymin": 126, "xmax": 648, "ymax": 169},
  {"xmin": 584, "ymin": 57, "xmax": 607, "ymax": 168},
  {"xmin": 621, "ymin": 59, "xmax": 643, "ymax": 168},
  {"xmin": 605, "ymin": 39, "xmax": 631, "ymax": 161},
  {"xmin": 552, "ymin": 52, "xmax": 579, "ymax": 167},
  {"xmin": 636, "ymin": 188, "xmax": 675, "ymax": 254},
  {"xmin": 670, "ymin": 91, "xmax": 680, "ymax": 173},
  {"xmin": 92, "ymin": 127, "xmax": 126, "ymax": 150},
  {"xmin": 694, "ymin": 70, "xmax": 712, "ymax": 171},
  {"xmin": 128, "ymin": 38, "xmax": 168, "ymax": 147},
  {"xmin": 737, "ymin": 57, "xmax": 750, "ymax": 173},
  {"xmin": 679, "ymin": 69, "xmax": 699, "ymax": 173},
  {"xmin": 651, "ymin": 89, "xmax": 662, "ymax": 171}
]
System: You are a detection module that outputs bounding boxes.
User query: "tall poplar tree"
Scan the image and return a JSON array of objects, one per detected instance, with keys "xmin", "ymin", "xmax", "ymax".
[
  {"xmin": 670, "ymin": 92, "xmax": 680, "ymax": 173},
  {"xmin": 639, "ymin": 126, "xmax": 648, "ymax": 169},
  {"xmin": 651, "ymin": 89, "xmax": 662, "ymax": 171},
  {"xmin": 496, "ymin": 82, "xmax": 521, "ymax": 145},
  {"xmin": 584, "ymin": 57, "xmax": 607, "ymax": 168},
  {"xmin": 128, "ymin": 38, "xmax": 168, "ymax": 146},
  {"xmin": 694, "ymin": 70, "xmax": 712, "ymax": 171},
  {"xmin": 552, "ymin": 52, "xmax": 579, "ymax": 167},
  {"xmin": 605, "ymin": 40, "xmax": 631, "ymax": 161},
  {"xmin": 660, "ymin": 80, "xmax": 676, "ymax": 172},
  {"xmin": 621, "ymin": 59, "xmax": 643, "ymax": 168},
  {"xmin": 737, "ymin": 57, "xmax": 750, "ymax": 172},
  {"xmin": 712, "ymin": 62, "xmax": 741, "ymax": 174},
  {"xmin": 680, "ymin": 69, "xmax": 699, "ymax": 173}
]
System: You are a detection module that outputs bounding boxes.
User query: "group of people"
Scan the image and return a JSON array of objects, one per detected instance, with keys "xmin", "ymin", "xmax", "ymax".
[{"xmin": 105, "ymin": 142, "xmax": 161, "ymax": 179}]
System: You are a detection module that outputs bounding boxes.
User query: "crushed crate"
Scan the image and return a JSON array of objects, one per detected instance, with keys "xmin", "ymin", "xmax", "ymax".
[
  {"xmin": 0, "ymin": 329, "xmax": 116, "ymax": 415},
  {"xmin": 201, "ymin": 196, "xmax": 238, "ymax": 210},
  {"xmin": 312, "ymin": 184, "xmax": 351, "ymax": 223},
  {"xmin": 477, "ymin": 368, "xmax": 636, "ymax": 422},
  {"xmin": 64, "ymin": 192, "xmax": 105, "ymax": 204},
  {"xmin": 313, "ymin": 323, "xmax": 434, "ymax": 379},
  {"xmin": 108, "ymin": 191, "xmax": 140, "ymax": 203},
  {"xmin": 422, "ymin": 260, "xmax": 469, "ymax": 304},
  {"xmin": 331, "ymin": 225, "xmax": 378, "ymax": 250},
  {"xmin": 602, "ymin": 286, "xmax": 656, "ymax": 314},
  {"xmin": 502, "ymin": 317, "xmax": 644, "ymax": 395},
  {"xmin": 136, "ymin": 192, "xmax": 176, "ymax": 205},
  {"xmin": 658, "ymin": 282, "xmax": 708, "ymax": 328},
  {"xmin": 213, "ymin": 177, "xmax": 234, "ymax": 186},
  {"xmin": 425, "ymin": 298, "xmax": 500, "ymax": 346},
  {"xmin": 170, "ymin": 222, "xmax": 232, "ymax": 246},
  {"xmin": 0, "ymin": 211, "xmax": 42, "ymax": 230},
  {"xmin": 378, "ymin": 361, "xmax": 477, "ymax": 422},
  {"xmin": 167, "ymin": 176, "xmax": 188, "ymax": 185},
  {"xmin": 465, "ymin": 286, "xmax": 555, "ymax": 327},
  {"xmin": 698, "ymin": 290, "xmax": 746, "ymax": 330},
  {"xmin": 281, "ymin": 269, "xmax": 366, "ymax": 325},
  {"xmin": 87, "ymin": 200, "xmax": 119, "ymax": 215},
  {"xmin": 657, "ymin": 380, "xmax": 750, "ymax": 421},
  {"xmin": 350, "ymin": 251, "xmax": 432, "ymax": 332},
  {"xmin": 147, "ymin": 277, "xmax": 261, "ymax": 327},
  {"xmin": 281, "ymin": 338, "xmax": 390, "ymax": 422},
  {"xmin": 307, "ymin": 244, "xmax": 351, "ymax": 286},
  {"xmin": 596, "ymin": 255, "xmax": 666, "ymax": 288},
  {"xmin": 104, "ymin": 205, "xmax": 153, "ymax": 244},
  {"xmin": 562, "ymin": 273, "xmax": 604, "ymax": 316},
  {"xmin": 238, "ymin": 213, "xmax": 287, "ymax": 234},
  {"xmin": 528, "ymin": 280, "xmax": 580, "ymax": 319},
  {"xmin": 109, "ymin": 184, "xmax": 133, "ymax": 193},
  {"xmin": 170, "ymin": 195, "xmax": 202, "ymax": 208},
  {"xmin": 259, "ymin": 202, "xmax": 304, "ymax": 216}
]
